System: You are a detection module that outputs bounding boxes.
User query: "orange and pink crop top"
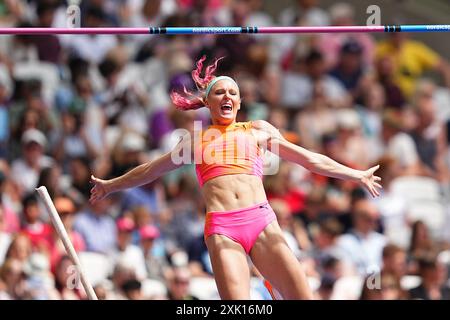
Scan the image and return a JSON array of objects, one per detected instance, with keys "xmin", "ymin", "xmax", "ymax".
[{"xmin": 195, "ymin": 121, "xmax": 264, "ymax": 187}]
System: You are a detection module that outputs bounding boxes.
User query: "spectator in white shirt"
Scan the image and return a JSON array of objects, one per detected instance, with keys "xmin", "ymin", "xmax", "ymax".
[
  {"xmin": 381, "ymin": 109, "xmax": 421, "ymax": 176},
  {"xmin": 336, "ymin": 198, "xmax": 387, "ymax": 275},
  {"xmin": 10, "ymin": 129, "xmax": 53, "ymax": 195},
  {"xmin": 112, "ymin": 217, "xmax": 147, "ymax": 280}
]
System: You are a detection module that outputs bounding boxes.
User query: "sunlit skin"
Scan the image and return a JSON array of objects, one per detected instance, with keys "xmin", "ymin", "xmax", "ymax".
[{"xmin": 204, "ymin": 79, "xmax": 241, "ymax": 126}]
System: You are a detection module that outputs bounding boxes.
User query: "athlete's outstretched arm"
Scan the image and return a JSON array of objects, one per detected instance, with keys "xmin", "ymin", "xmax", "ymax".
[
  {"xmin": 252, "ymin": 120, "xmax": 382, "ymax": 197},
  {"xmin": 90, "ymin": 134, "xmax": 192, "ymax": 203}
]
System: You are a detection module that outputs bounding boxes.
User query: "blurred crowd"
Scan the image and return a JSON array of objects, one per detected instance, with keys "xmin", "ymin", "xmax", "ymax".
[{"xmin": 1, "ymin": 0, "xmax": 450, "ymax": 300}]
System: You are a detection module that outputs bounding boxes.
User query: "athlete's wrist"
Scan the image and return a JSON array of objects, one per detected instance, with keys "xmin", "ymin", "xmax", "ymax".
[
  {"xmin": 104, "ymin": 179, "xmax": 116, "ymax": 194},
  {"xmin": 353, "ymin": 170, "xmax": 365, "ymax": 183}
]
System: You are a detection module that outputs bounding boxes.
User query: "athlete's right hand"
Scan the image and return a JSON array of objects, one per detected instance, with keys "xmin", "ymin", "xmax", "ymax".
[{"xmin": 89, "ymin": 175, "xmax": 110, "ymax": 203}]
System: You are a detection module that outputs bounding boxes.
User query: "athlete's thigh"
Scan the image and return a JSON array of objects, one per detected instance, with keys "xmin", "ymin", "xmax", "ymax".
[
  {"xmin": 206, "ymin": 234, "xmax": 251, "ymax": 300},
  {"xmin": 249, "ymin": 221, "xmax": 313, "ymax": 300}
]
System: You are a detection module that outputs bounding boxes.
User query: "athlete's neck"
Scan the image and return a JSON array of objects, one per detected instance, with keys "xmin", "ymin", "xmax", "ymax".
[{"xmin": 210, "ymin": 119, "xmax": 236, "ymax": 127}]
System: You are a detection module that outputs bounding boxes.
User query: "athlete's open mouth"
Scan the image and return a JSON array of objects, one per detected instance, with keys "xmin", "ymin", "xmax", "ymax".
[{"xmin": 221, "ymin": 102, "xmax": 233, "ymax": 112}]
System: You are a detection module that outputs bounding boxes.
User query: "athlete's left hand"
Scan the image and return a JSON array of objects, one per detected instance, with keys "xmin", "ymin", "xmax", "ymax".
[{"xmin": 359, "ymin": 165, "xmax": 382, "ymax": 197}]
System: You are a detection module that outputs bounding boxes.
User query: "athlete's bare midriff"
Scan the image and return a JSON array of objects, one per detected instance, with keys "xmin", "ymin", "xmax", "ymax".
[{"xmin": 201, "ymin": 174, "xmax": 267, "ymax": 213}]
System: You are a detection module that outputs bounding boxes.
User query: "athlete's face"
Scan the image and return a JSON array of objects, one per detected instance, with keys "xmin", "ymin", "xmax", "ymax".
[{"xmin": 205, "ymin": 79, "xmax": 241, "ymax": 125}]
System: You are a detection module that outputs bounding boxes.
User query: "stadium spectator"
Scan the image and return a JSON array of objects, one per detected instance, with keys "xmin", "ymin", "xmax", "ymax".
[
  {"xmin": 409, "ymin": 253, "xmax": 450, "ymax": 300},
  {"xmin": 139, "ymin": 224, "xmax": 168, "ymax": 281},
  {"xmin": 317, "ymin": 2, "xmax": 375, "ymax": 69},
  {"xmin": 48, "ymin": 196, "xmax": 85, "ymax": 271},
  {"xmin": 336, "ymin": 198, "xmax": 387, "ymax": 275},
  {"xmin": 20, "ymin": 193, "xmax": 52, "ymax": 250},
  {"xmin": 73, "ymin": 198, "xmax": 116, "ymax": 254},
  {"xmin": 410, "ymin": 95, "xmax": 449, "ymax": 181},
  {"xmin": 376, "ymin": 32, "xmax": 450, "ymax": 98},
  {"xmin": 166, "ymin": 266, "xmax": 199, "ymax": 300},
  {"xmin": 112, "ymin": 216, "xmax": 147, "ymax": 280},
  {"xmin": 11, "ymin": 129, "xmax": 53, "ymax": 194},
  {"xmin": 381, "ymin": 244, "xmax": 407, "ymax": 283}
]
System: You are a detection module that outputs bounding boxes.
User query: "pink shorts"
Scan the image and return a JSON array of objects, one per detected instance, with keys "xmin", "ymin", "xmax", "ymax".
[{"xmin": 204, "ymin": 201, "xmax": 277, "ymax": 254}]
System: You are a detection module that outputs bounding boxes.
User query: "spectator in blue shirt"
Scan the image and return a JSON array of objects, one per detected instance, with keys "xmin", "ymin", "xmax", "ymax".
[
  {"xmin": 336, "ymin": 198, "xmax": 387, "ymax": 275},
  {"xmin": 73, "ymin": 198, "xmax": 116, "ymax": 254}
]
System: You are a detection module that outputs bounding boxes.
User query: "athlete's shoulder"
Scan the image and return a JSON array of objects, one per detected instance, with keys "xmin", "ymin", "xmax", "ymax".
[
  {"xmin": 249, "ymin": 120, "xmax": 283, "ymax": 141},
  {"xmin": 249, "ymin": 120, "xmax": 277, "ymax": 132}
]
